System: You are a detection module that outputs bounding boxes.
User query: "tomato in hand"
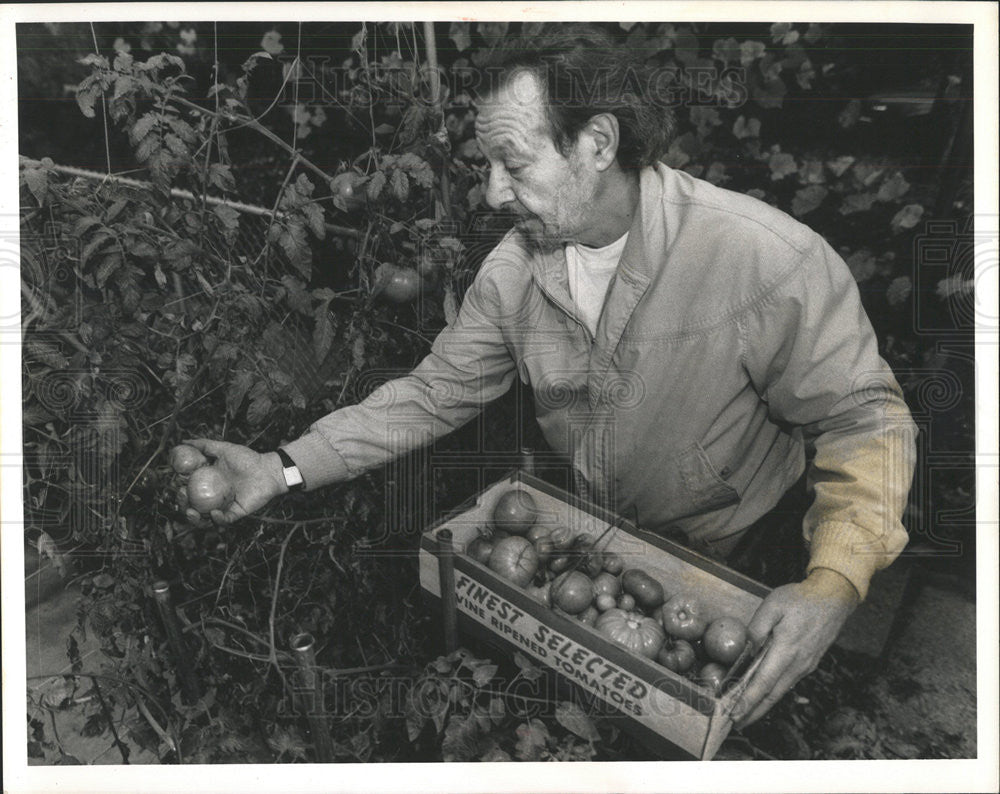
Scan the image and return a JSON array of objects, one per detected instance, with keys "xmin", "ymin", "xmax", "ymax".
[
  {"xmin": 170, "ymin": 444, "xmax": 207, "ymax": 475},
  {"xmin": 703, "ymin": 616, "xmax": 748, "ymax": 665},
  {"xmin": 186, "ymin": 466, "xmax": 235, "ymax": 514},
  {"xmin": 661, "ymin": 593, "xmax": 708, "ymax": 641}
]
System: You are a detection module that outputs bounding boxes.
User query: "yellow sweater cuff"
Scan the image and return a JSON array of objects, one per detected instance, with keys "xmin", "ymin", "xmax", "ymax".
[{"xmin": 806, "ymin": 521, "xmax": 886, "ymax": 601}]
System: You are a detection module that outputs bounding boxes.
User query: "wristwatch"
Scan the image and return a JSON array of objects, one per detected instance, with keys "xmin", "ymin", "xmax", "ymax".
[{"xmin": 275, "ymin": 448, "xmax": 304, "ymax": 492}]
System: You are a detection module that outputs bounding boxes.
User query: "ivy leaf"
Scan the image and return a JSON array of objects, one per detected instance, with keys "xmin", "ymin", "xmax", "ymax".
[
  {"xmin": 313, "ymin": 300, "xmax": 334, "ymax": 362},
  {"xmin": 798, "ymin": 159, "xmax": 826, "ymax": 185},
  {"xmin": 770, "ymin": 22, "xmax": 799, "ymax": 45},
  {"xmin": 213, "ymin": 203, "xmax": 240, "ymax": 231},
  {"xmin": 208, "ymin": 163, "xmax": 236, "ymax": 192},
  {"xmin": 23, "ymin": 168, "xmax": 48, "ymax": 205},
  {"xmin": 886, "ymin": 276, "xmax": 913, "ymax": 306},
  {"xmin": 839, "ymin": 191, "xmax": 876, "ymax": 216},
  {"xmin": 513, "ymin": 651, "xmax": 544, "ymax": 681},
  {"xmin": 791, "ymin": 185, "xmax": 828, "ymax": 217},
  {"xmin": 476, "ymin": 21, "xmax": 509, "ymax": 47},
  {"xmin": 555, "ymin": 701, "xmax": 601, "ymax": 742},
  {"xmin": 768, "ymin": 152, "xmax": 797, "ymax": 181},
  {"xmin": 839, "ymin": 99, "xmax": 861, "ymax": 129},
  {"xmin": 246, "ymin": 390, "xmax": 273, "ymax": 426},
  {"xmin": 753, "ymin": 74, "xmax": 786, "ymax": 109},
  {"xmin": 877, "ymin": 172, "xmax": 910, "ymax": 203},
  {"xmin": 225, "ymin": 370, "xmax": 254, "ymax": 417},
  {"xmin": 705, "ymin": 161, "xmax": 729, "ymax": 185},
  {"xmin": 826, "ymin": 155, "xmax": 855, "ymax": 177},
  {"xmin": 26, "ymin": 340, "xmax": 69, "ymax": 369},
  {"xmin": 449, "ymin": 21, "xmax": 472, "ymax": 52},
  {"xmin": 267, "ymin": 727, "xmax": 307, "ymax": 761},
  {"xmin": 391, "ymin": 169, "xmax": 409, "ymax": 202},
  {"xmin": 513, "ymin": 719, "xmax": 550, "ymax": 761},
  {"xmin": 739, "ymin": 40, "xmax": 766, "ymax": 67},
  {"xmin": 471, "ymin": 663, "xmax": 498, "ymax": 688},
  {"xmin": 712, "ymin": 37, "xmax": 741, "ymax": 65},
  {"xmin": 891, "ymin": 204, "xmax": 924, "ymax": 232},
  {"xmin": 845, "ymin": 250, "xmax": 877, "ymax": 283},
  {"xmin": 732, "ymin": 115, "xmax": 761, "ymax": 139}
]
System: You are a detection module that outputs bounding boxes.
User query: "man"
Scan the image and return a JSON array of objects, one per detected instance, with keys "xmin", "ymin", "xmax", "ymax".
[{"xmin": 185, "ymin": 26, "xmax": 916, "ymax": 728}]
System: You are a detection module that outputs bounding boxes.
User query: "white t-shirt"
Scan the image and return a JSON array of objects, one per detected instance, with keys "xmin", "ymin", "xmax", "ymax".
[{"xmin": 565, "ymin": 232, "xmax": 629, "ymax": 336}]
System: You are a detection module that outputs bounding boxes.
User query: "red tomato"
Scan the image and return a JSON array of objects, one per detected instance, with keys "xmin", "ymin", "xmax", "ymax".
[
  {"xmin": 592, "ymin": 572, "xmax": 621, "ymax": 598},
  {"xmin": 595, "ymin": 593, "xmax": 617, "ymax": 612},
  {"xmin": 656, "ymin": 639, "xmax": 697, "ymax": 674},
  {"xmin": 491, "ymin": 489, "xmax": 538, "ymax": 535},
  {"xmin": 186, "ymin": 466, "xmax": 234, "ymax": 514},
  {"xmin": 169, "ymin": 444, "xmax": 207, "ymax": 475},
  {"xmin": 660, "ymin": 593, "xmax": 708, "ymax": 641},
  {"xmin": 551, "ymin": 570, "xmax": 594, "ymax": 614},
  {"xmin": 465, "ymin": 535, "xmax": 494, "ymax": 565},
  {"xmin": 621, "ymin": 569, "xmax": 665, "ymax": 611},
  {"xmin": 487, "ymin": 536, "xmax": 539, "ymax": 587},
  {"xmin": 698, "ymin": 662, "xmax": 728, "ymax": 695},
  {"xmin": 380, "ymin": 267, "xmax": 422, "ymax": 304},
  {"xmin": 703, "ymin": 616, "xmax": 748, "ymax": 665},
  {"xmin": 601, "ymin": 551, "xmax": 624, "ymax": 575}
]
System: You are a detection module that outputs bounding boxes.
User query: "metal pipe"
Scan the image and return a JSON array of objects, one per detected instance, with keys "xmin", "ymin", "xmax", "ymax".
[
  {"xmin": 436, "ymin": 528, "xmax": 459, "ymax": 653},
  {"xmin": 289, "ymin": 632, "xmax": 335, "ymax": 763},
  {"xmin": 151, "ymin": 580, "xmax": 201, "ymax": 704}
]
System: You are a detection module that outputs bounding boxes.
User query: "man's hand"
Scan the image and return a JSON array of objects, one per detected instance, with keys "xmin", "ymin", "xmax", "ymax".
[
  {"xmin": 179, "ymin": 439, "xmax": 288, "ymax": 525},
  {"xmin": 731, "ymin": 568, "xmax": 860, "ymax": 727}
]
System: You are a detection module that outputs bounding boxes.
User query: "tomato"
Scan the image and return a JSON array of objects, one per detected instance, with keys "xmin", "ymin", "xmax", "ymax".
[
  {"xmin": 548, "ymin": 553, "xmax": 573, "ymax": 574},
  {"xmin": 601, "ymin": 551, "xmax": 624, "ymax": 575},
  {"xmin": 525, "ymin": 524, "xmax": 552, "ymax": 544},
  {"xmin": 525, "ymin": 581, "xmax": 551, "ymax": 607},
  {"xmin": 660, "ymin": 593, "xmax": 708, "ymax": 641},
  {"xmin": 186, "ymin": 466, "xmax": 235, "ymax": 514},
  {"xmin": 578, "ymin": 605, "xmax": 599, "ymax": 627},
  {"xmin": 551, "ymin": 570, "xmax": 594, "ymax": 614},
  {"xmin": 656, "ymin": 638, "xmax": 697, "ymax": 674},
  {"xmin": 703, "ymin": 616, "xmax": 748, "ymax": 665},
  {"xmin": 698, "ymin": 661, "xmax": 728, "ymax": 696},
  {"xmin": 487, "ymin": 536, "xmax": 539, "ymax": 587},
  {"xmin": 491, "ymin": 489, "xmax": 538, "ymax": 535},
  {"xmin": 380, "ymin": 267, "xmax": 423, "ymax": 304},
  {"xmin": 621, "ymin": 569, "xmax": 665, "ymax": 611},
  {"xmin": 547, "ymin": 525, "xmax": 573, "ymax": 550},
  {"xmin": 596, "ymin": 609, "xmax": 665, "ymax": 659},
  {"xmin": 595, "ymin": 593, "xmax": 617, "ymax": 612},
  {"xmin": 592, "ymin": 572, "xmax": 621, "ymax": 599},
  {"xmin": 465, "ymin": 534, "xmax": 494, "ymax": 565},
  {"xmin": 617, "ymin": 593, "xmax": 636, "ymax": 611},
  {"xmin": 330, "ymin": 171, "xmax": 368, "ymax": 211},
  {"xmin": 170, "ymin": 444, "xmax": 207, "ymax": 475}
]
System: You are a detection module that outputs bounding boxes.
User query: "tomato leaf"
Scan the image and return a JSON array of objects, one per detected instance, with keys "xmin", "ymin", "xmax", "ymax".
[
  {"xmin": 891, "ymin": 203, "xmax": 924, "ymax": 232},
  {"xmin": 471, "ymin": 663, "xmax": 498, "ymax": 688},
  {"xmin": 246, "ymin": 391, "xmax": 273, "ymax": 426},
  {"xmin": 225, "ymin": 370, "xmax": 255, "ymax": 417},
  {"xmin": 513, "ymin": 719, "xmax": 549, "ymax": 761},
  {"xmin": 313, "ymin": 301, "xmax": 334, "ymax": 362},
  {"xmin": 555, "ymin": 701, "xmax": 601, "ymax": 742},
  {"xmin": 791, "ymin": 185, "xmax": 828, "ymax": 217}
]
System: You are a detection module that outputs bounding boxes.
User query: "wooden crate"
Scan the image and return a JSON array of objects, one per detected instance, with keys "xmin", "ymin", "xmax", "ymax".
[{"xmin": 419, "ymin": 471, "xmax": 771, "ymax": 760}]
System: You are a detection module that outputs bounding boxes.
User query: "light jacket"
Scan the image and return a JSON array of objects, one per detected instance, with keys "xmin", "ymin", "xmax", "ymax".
[{"xmin": 285, "ymin": 164, "xmax": 917, "ymax": 600}]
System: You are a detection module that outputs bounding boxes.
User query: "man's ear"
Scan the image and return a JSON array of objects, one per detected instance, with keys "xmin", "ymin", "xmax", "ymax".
[{"xmin": 586, "ymin": 113, "xmax": 620, "ymax": 172}]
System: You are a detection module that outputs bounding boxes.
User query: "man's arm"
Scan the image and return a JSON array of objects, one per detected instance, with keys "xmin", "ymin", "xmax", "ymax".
[
  {"xmin": 182, "ymin": 255, "xmax": 518, "ymax": 522},
  {"xmin": 731, "ymin": 233, "xmax": 917, "ymax": 725}
]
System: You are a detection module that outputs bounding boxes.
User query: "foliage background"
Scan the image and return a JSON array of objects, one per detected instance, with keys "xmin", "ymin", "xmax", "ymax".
[{"xmin": 18, "ymin": 20, "xmax": 975, "ymax": 763}]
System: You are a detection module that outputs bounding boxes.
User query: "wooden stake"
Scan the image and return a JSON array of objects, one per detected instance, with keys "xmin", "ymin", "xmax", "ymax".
[
  {"xmin": 152, "ymin": 580, "xmax": 201, "ymax": 705},
  {"xmin": 289, "ymin": 633, "xmax": 335, "ymax": 763},
  {"xmin": 436, "ymin": 528, "xmax": 459, "ymax": 653}
]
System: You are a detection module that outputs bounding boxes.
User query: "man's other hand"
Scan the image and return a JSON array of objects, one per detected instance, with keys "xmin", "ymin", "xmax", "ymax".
[
  {"xmin": 731, "ymin": 568, "xmax": 860, "ymax": 727},
  {"xmin": 179, "ymin": 439, "xmax": 288, "ymax": 526}
]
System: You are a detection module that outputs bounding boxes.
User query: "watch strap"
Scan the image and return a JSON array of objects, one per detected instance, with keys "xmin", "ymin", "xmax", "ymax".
[{"xmin": 276, "ymin": 448, "xmax": 304, "ymax": 491}]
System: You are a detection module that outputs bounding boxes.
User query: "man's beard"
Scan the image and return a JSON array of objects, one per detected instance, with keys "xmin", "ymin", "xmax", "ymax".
[{"xmin": 514, "ymin": 215, "xmax": 563, "ymax": 254}]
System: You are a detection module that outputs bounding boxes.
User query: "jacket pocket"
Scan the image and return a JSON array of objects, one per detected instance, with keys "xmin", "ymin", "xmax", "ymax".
[{"xmin": 676, "ymin": 442, "xmax": 740, "ymax": 512}]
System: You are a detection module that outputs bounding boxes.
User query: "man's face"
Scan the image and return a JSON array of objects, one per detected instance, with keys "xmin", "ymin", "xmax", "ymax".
[{"xmin": 475, "ymin": 71, "xmax": 599, "ymax": 252}]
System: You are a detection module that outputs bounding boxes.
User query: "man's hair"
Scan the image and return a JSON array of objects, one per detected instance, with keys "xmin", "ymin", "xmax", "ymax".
[{"xmin": 474, "ymin": 23, "xmax": 677, "ymax": 170}]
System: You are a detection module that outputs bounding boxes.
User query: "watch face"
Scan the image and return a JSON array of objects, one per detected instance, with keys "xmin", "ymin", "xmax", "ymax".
[{"xmin": 283, "ymin": 465, "xmax": 304, "ymax": 488}]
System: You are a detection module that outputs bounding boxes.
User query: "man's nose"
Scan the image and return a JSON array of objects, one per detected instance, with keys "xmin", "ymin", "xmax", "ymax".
[{"xmin": 484, "ymin": 167, "xmax": 515, "ymax": 210}]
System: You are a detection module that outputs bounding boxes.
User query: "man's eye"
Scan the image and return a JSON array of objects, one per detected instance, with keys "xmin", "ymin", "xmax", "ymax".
[{"xmin": 505, "ymin": 164, "xmax": 524, "ymax": 176}]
